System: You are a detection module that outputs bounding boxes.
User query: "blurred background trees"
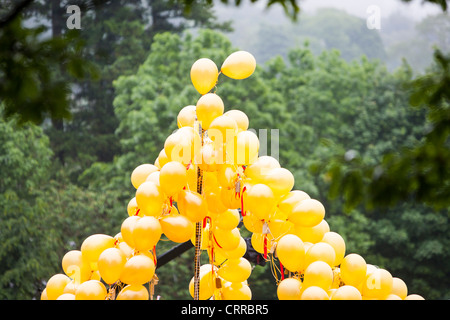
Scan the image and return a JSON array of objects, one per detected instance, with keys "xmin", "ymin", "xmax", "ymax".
[{"xmin": 0, "ymin": 0, "xmax": 448, "ymax": 299}]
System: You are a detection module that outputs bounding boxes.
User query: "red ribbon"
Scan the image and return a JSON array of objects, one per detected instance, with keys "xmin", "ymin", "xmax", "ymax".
[
  {"xmin": 213, "ymin": 234, "xmax": 223, "ymax": 249},
  {"xmin": 280, "ymin": 261, "xmax": 285, "ymax": 280},
  {"xmin": 153, "ymin": 246, "xmax": 157, "ymax": 266},
  {"xmin": 203, "ymin": 216, "xmax": 210, "ymax": 229},
  {"xmin": 134, "ymin": 209, "xmax": 140, "ymax": 216},
  {"xmin": 241, "ymin": 186, "xmax": 247, "ymax": 216},
  {"xmin": 263, "ymin": 234, "xmax": 268, "ymax": 259}
]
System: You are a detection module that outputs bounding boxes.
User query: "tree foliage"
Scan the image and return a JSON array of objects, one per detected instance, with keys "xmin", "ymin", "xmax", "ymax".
[{"xmin": 1, "ymin": 0, "xmax": 449, "ymax": 300}]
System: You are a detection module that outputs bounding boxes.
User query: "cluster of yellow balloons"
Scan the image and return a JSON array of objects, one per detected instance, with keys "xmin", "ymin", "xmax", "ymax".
[{"xmin": 40, "ymin": 50, "xmax": 424, "ymax": 300}]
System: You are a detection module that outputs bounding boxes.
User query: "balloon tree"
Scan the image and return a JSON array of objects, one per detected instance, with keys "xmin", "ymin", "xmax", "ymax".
[{"xmin": 41, "ymin": 51, "xmax": 425, "ymax": 300}]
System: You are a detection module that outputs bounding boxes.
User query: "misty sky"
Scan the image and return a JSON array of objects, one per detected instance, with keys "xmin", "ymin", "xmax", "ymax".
[
  {"xmin": 216, "ymin": 0, "xmax": 443, "ymax": 22},
  {"xmin": 300, "ymin": 0, "xmax": 442, "ymax": 21}
]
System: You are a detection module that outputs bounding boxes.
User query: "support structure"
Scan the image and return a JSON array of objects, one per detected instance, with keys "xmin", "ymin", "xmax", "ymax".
[{"xmin": 193, "ymin": 122, "xmax": 204, "ymax": 300}]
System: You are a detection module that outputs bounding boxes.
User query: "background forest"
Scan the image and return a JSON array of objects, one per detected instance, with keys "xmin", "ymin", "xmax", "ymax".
[{"xmin": 0, "ymin": 0, "xmax": 449, "ymax": 300}]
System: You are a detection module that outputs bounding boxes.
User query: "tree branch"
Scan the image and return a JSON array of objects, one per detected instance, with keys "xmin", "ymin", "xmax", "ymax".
[{"xmin": 0, "ymin": 0, "xmax": 35, "ymax": 28}]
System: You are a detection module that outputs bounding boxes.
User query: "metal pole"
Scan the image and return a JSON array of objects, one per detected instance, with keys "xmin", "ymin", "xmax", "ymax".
[{"xmin": 193, "ymin": 122, "xmax": 204, "ymax": 300}]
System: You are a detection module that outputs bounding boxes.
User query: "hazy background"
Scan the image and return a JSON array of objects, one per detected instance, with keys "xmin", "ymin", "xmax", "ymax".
[{"xmin": 211, "ymin": 0, "xmax": 448, "ymax": 71}]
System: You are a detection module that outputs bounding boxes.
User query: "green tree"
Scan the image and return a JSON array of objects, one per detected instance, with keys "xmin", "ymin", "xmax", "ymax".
[
  {"xmin": 0, "ymin": 108, "xmax": 54, "ymax": 299},
  {"xmin": 0, "ymin": 106, "xmax": 128, "ymax": 299}
]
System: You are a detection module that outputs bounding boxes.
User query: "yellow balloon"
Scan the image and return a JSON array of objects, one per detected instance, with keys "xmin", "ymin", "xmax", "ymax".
[
  {"xmin": 160, "ymin": 214, "xmax": 195, "ymax": 243},
  {"xmin": 276, "ymin": 234, "xmax": 305, "ymax": 273},
  {"xmin": 208, "ymin": 114, "xmax": 238, "ymax": 147},
  {"xmin": 56, "ymin": 293, "xmax": 75, "ymax": 300},
  {"xmin": 120, "ymin": 254, "xmax": 155, "ymax": 286},
  {"xmin": 205, "ymin": 190, "xmax": 228, "ymax": 214},
  {"xmin": 405, "ymin": 294, "xmax": 425, "ymax": 300},
  {"xmin": 214, "ymin": 249, "xmax": 228, "ymax": 266},
  {"xmin": 300, "ymin": 286, "xmax": 329, "ymax": 300},
  {"xmin": 132, "ymin": 216, "xmax": 162, "ymax": 252},
  {"xmin": 219, "ymin": 186, "xmax": 241, "ymax": 209},
  {"xmin": 245, "ymin": 155, "xmax": 280, "ymax": 181},
  {"xmin": 97, "ymin": 248, "xmax": 126, "ymax": 285},
  {"xmin": 40, "ymin": 288, "xmax": 48, "ymax": 300},
  {"xmin": 145, "ymin": 171, "xmax": 161, "ymax": 187},
  {"xmin": 186, "ymin": 162, "xmax": 198, "ymax": 191},
  {"xmin": 305, "ymin": 242, "xmax": 336, "ymax": 268},
  {"xmin": 156, "ymin": 148, "xmax": 169, "ymax": 169},
  {"xmin": 116, "ymin": 284, "xmax": 149, "ymax": 300},
  {"xmin": 217, "ymin": 236, "xmax": 247, "ymax": 259},
  {"xmin": 302, "ymin": 261, "xmax": 334, "ymax": 291},
  {"xmin": 242, "ymin": 212, "xmax": 264, "ymax": 233},
  {"xmin": 221, "ymin": 51, "xmax": 256, "ymax": 80},
  {"xmin": 118, "ymin": 241, "xmax": 134, "ymax": 259},
  {"xmin": 277, "ymin": 278, "xmax": 302, "ymax": 300},
  {"xmin": 222, "ymin": 282, "xmax": 252, "ymax": 300},
  {"xmin": 196, "ymin": 93, "xmax": 224, "ymax": 130},
  {"xmin": 61, "ymin": 250, "xmax": 91, "ymax": 284},
  {"xmin": 177, "ymin": 190, "xmax": 208, "ymax": 223},
  {"xmin": 268, "ymin": 218, "xmax": 294, "ymax": 238},
  {"xmin": 289, "ymin": 198, "xmax": 325, "ymax": 227},
  {"xmin": 330, "ymin": 285, "xmax": 362, "ymax": 300},
  {"xmin": 232, "ymin": 130, "xmax": 259, "ymax": 165},
  {"xmin": 46, "ymin": 274, "xmax": 72, "ymax": 300},
  {"xmin": 127, "ymin": 197, "xmax": 140, "ymax": 217},
  {"xmin": 190, "ymin": 222, "xmax": 210, "ymax": 250},
  {"xmin": 135, "ymin": 181, "xmax": 164, "ymax": 217},
  {"xmin": 340, "ymin": 253, "xmax": 367, "ymax": 287},
  {"xmin": 159, "ymin": 161, "xmax": 188, "ymax": 197},
  {"xmin": 177, "ymin": 105, "xmax": 196, "ymax": 128},
  {"xmin": 131, "ymin": 164, "xmax": 159, "ymax": 189},
  {"xmin": 80, "ymin": 234, "xmax": 115, "ymax": 270},
  {"xmin": 121, "ymin": 215, "xmax": 140, "ymax": 248},
  {"xmin": 362, "ymin": 268, "xmax": 393, "ymax": 299},
  {"xmin": 215, "ymin": 209, "xmax": 240, "ymax": 230},
  {"xmin": 224, "ymin": 109, "xmax": 249, "ymax": 132},
  {"xmin": 217, "ymin": 165, "xmax": 237, "ymax": 189},
  {"xmin": 244, "ymin": 183, "xmax": 276, "ymax": 221},
  {"xmin": 386, "ymin": 293, "xmax": 402, "ymax": 300},
  {"xmin": 75, "ymin": 280, "xmax": 107, "ymax": 300},
  {"xmin": 218, "ymin": 257, "xmax": 252, "ymax": 283},
  {"xmin": 199, "ymin": 143, "xmax": 221, "ymax": 172},
  {"xmin": 293, "ymin": 219, "xmax": 329, "ymax": 244},
  {"xmin": 321, "ymin": 231, "xmax": 346, "ymax": 266},
  {"xmin": 251, "ymin": 232, "xmax": 274, "ymax": 254},
  {"xmin": 213, "ymin": 226, "xmax": 241, "ymax": 251},
  {"xmin": 391, "ymin": 277, "xmax": 408, "ymax": 300},
  {"xmin": 263, "ymin": 168, "xmax": 295, "ymax": 198},
  {"xmin": 278, "ymin": 190, "xmax": 310, "ymax": 216},
  {"xmin": 63, "ymin": 280, "xmax": 77, "ymax": 294},
  {"xmin": 190, "ymin": 58, "xmax": 218, "ymax": 95},
  {"xmin": 164, "ymin": 131, "xmax": 194, "ymax": 165},
  {"xmin": 189, "ymin": 264, "xmax": 216, "ymax": 300}
]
